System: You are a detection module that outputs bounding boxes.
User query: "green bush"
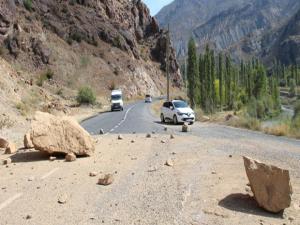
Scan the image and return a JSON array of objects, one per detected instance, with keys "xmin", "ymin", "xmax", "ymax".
[
  {"xmin": 24, "ymin": 0, "xmax": 32, "ymax": 11},
  {"xmin": 76, "ymin": 86, "xmax": 96, "ymax": 105}
]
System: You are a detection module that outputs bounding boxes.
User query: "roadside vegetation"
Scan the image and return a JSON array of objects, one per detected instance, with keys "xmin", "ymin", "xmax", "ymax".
[
  {"xmin": 185, "ymin": 38, "xmax": 300, "ymax": 139},
  {"xmin": 76, "ymin": 86, "xmax": 97, "ymax": 105}
]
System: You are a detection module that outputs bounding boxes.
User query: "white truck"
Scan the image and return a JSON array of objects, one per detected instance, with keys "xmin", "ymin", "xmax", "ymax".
[{"xmin": 111, "ymin": 90, "xmax": 124, "ymax": 111}]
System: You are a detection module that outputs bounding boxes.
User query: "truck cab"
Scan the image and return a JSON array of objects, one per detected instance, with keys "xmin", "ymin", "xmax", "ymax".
[{"xmin": 111, "ymin": 90, "xmax": 124, "ymax": 111}]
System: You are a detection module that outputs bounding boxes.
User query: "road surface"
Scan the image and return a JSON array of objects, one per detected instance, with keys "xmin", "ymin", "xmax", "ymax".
[
  {"xmin": 81, "ymin": 101, "xmax": 165, "ymax": 135},
  {"xmin": 1, "ymin": 101, "xmax": 300, "ymax": 225}
]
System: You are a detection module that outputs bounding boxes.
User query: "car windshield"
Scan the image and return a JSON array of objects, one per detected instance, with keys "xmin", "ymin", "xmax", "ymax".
[
  {"xmin": 173, "ymin": 101, "xmax": 188, "ymax": 108},
  {"xmin": 111, "ymin": 95, "xmax": 122, "ymax": 100},
  {"xmin": 146, "ymin": 95, "xmax": 151, "ymax": 98}
]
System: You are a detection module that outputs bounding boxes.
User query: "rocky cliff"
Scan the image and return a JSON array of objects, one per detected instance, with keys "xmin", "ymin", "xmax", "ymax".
[
  {"xmin": 263, "ymin": 9, "xmax": 300, "ymax": 65},
  {"xmin": 156, "ymin": 0, "xmax": 300, "ymax": 61},
  {"xmin": 0, "ymin": 0, "xmax": 181, "ymax": 99}
]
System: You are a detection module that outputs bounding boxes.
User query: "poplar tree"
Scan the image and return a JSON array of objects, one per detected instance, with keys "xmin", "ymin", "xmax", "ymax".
[{"xmin": 187, "ymin": 38, "xmax": 198, "ymax": 108}]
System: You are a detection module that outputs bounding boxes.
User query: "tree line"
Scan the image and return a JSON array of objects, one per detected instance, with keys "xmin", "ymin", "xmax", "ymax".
[{"xmin": 186, "ymin": 38, "xmax": 283, "ymax": 119}]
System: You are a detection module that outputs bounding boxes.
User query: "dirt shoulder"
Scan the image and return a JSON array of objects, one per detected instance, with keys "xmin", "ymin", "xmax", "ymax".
[{"xmin": 1, "ymin": 133, "xmax": 299, "ymax": 225}]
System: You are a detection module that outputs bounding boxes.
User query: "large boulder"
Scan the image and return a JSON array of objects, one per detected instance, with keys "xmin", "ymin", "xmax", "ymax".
[
  {"xmin": 243, "ymin": 156, "xmax": 292, "ymax": 213},
  {"xmin": 30, "ymin": 112, "xmax": 95, "ymax": 156}
]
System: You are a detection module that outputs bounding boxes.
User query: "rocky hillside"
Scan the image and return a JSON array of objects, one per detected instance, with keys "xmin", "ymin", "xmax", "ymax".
[
  {"xmin": 0, "ymin": 0, "xmax": 181, "ymax": 100},
  {"xmin": 156, "ymin": 0, "xmax": 300, "ymax": 60},
  {"xmin": 263, "ymin": 8, "xmax": 300, "ymax": 65}
]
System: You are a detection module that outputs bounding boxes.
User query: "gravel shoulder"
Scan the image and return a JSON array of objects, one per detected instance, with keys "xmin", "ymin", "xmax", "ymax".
[{"xmin": 1, "ymin": 132, "xmax": 299, "ymax": 225}]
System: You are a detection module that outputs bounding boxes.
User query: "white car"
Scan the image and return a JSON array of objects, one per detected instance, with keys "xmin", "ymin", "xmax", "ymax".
[
  {"xmin": 111, "ymin": 90, "xmax": 124, "ymax": 111},
  {"xmin": 160, "ymin": 100, "xmax": 195, "ymax": 125}
]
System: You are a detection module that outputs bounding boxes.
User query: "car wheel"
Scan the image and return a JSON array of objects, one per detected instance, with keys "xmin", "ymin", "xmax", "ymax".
[
  {"xmin": 173, "ymin": 115, "xmax": 178, "ymax": 125},
  {"xmin": 160, "ymin": 114, "xmax": 165, "ymax": 123},
  {"xmin": 189, "ymin": 122, "xmax": 194, "ymax": 125}
]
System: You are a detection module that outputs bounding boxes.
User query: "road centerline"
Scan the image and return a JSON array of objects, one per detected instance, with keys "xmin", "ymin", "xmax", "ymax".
[
  {"xmin": 0, "ymin": 193, "xmax": 23, "ymax": 211},
  {"xmin": 41, "ymin": 167, "xmax": 60, "ymax": 180}
]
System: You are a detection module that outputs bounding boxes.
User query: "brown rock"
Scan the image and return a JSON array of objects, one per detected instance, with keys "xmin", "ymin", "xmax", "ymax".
[
  {"xmin": 3, "ymin": 158, "xmax": 12, "ymax": 165},
  {"xmin": 58, "ymin": 194, "xmax": 68, "ymax": 204},
  {"xmin": 89, "ymin": 172, "xmax": 97, "ymax": 177},
  {"xmin": 146, "ymin": 133, "xmax": 152, "ymax": 138},
  {"xmin": 118, "ymin": 135, "xmax": 123, "ymax": 140},
  {"xmin": 170, "ymin": 134, "xmax": 175, "ymax": 139},
  {"xmin": 30, "ymin": 112, "xmax": 95, "ymax": 156},
  {"xmin": 24, "ymin": 133, "xmax": 34, "ymax": 149},
  {"xmin": 182, "ymin": 123, "xmax": 189, "ymax": 132},
  {"xmin": 65, "ymin": 153, "xmax": 76, "ymax": 162},
  {"xmin": 165, "ymin": 159, "xmax": 174, "ymax": 167},
  {"xmin": 4, "ymin": 142, "xmax": 16, "ymax": 154},
  {"xmin": 98, "ymin": 174, "xmax": 114, "ymax": 186},
  {"xmin": 243, "ymin": 156, "xmax": 292, "ymax": 213},
  {"xmin": 0, "ymin": 138, "xmax": 9, "ymax": 148}
]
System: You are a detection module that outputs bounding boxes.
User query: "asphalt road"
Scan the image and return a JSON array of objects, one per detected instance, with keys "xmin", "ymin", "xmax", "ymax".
[{"xmin": 81, "ymin": 101, "xmax": 165, "ymax": 135}]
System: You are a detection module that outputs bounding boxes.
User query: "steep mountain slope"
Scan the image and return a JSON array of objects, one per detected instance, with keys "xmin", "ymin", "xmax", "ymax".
[
  {"xmin": 263, "ymin": 8, "xmax": 300, "ymax": 65},
  {"xmin": 156, "ymin": 0, "xmax": 300, "ymax": 59},
  {"xmin": 156, "ymin": 0, "xmax": 247, "ymax": 56},
  {"xmin": 0, "ymin": 0, "xmax": 181, "ymax": 100}
]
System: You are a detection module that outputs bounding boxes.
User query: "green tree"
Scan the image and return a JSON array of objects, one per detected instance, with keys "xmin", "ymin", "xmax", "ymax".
[
  {"xmin": 187, "ymin": 38, "xmax": 199, "ymax": 108},
  {"xmin": 218, "ymin": 53, "xmax": 224, "ymax": 109}
]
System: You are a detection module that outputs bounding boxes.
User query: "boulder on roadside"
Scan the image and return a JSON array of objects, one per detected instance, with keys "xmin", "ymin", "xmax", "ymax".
[
  {"xmin": 98, "ymin": 174, "xmax": 114, "ymax": 186},
  {"xmin": 201, "ymin": 116, "xmax": 210, "ymax": 122},
  {"xmin": 0, "ymin": 138, "xmax": 9, "ymax": 149},
  {"xmin": 243, "ymin": 156, "xmax": 293, "ymax": 213},
  {"xmin": 4, "ymin": 142, "xmax": 16, "ymax": 154},
  {"xmin": 24, "ymin": 133, "xmax": 34, "ymax": 149},
  {"xmin": 30, "ymin": 111, "xmax": 95, "ymax": 156},
  {"xmin": 182, "ymin": 123, "xmax": 190, "ymax": 132},
  {"xmin": 65, "ymin": 153, "xmax": 76, "ymax": 162}
]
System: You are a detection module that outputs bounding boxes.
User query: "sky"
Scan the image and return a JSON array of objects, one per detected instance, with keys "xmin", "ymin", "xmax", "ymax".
[{"xmin": 142, "ymin": 0, "xmax": 173, "ymax": 16}]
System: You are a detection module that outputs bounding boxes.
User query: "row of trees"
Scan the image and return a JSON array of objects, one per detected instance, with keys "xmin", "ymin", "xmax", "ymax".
[{"xmin": 186, "ymin": 38, "xmax": 281, "ymax": 118}]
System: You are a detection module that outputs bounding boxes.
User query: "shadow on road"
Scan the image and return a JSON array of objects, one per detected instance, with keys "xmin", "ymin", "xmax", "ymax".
[
  {"xmin": 10, "ymin": 150, "xmax": 65, "ymax": 163},
  {"xmin": 218, "ymin": 193, "xmax": 283, "ymax": 219}
]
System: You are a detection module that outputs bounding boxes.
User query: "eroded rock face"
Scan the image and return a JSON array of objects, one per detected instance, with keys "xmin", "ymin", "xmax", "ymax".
[
  {"xmin": 30, "ymin": 111, "xmax": 95, "ymax": 156},
  {"xmin": 243, "ymin": 156, "xmax": 292, "ymax": 213}
]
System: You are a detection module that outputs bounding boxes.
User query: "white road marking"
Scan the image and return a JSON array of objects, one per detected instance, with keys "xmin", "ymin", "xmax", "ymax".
[
  {"xmin": 105, "ymin": 104, "xmax": 136, "ymax": 135},
  {"xmin": 0, "ymin": 193, "xmax": 23, "ymax": 211},
  {"xmin": 41, "ymin": 167, "xmax": 59, "ymax": 180}
]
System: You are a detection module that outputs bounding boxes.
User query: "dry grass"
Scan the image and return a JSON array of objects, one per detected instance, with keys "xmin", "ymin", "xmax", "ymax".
[
  {"xmin": 151, "ymin": 100, "xmax": 164, "ymax": 117},
  {"xmin": 264, "ymin": 124, "xmax": 290, "ymax": 137},
  {"xmin": 0, "ymin": 116, "xmax": 14, "ymax": 129}
]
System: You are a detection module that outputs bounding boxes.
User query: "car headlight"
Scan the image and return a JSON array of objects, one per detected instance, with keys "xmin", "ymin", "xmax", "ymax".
[{"xmin": 177, "ymin": 112, "xmax": 184, "ymax": 116}]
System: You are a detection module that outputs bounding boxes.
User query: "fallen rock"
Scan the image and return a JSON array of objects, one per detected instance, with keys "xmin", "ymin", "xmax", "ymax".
[
  {"xmin": 3, "ymin": 158, "xmax": 12, "ymax": 165},
  {"xmin": 118, "ymin": 134, "xmax": 123, "ymax": 140},
  {"xmin": 58, "ymin": 194, "xmax": 68, "ymax": 204},
  {"xmin": 164, "ymin": 127, "xmax": 168, "ymax": 131},
  {"xmin": 243, "ymin": 156, "xmax": 292, "ymax": 213},
  {"xmin": 182, "ymin": 123, "xmax": 190, "ymax": 132},
  {"xmin": 89, "ymin": 172, "xmax": 97, "ymax": 177},
  {"xmin": 49, "ymin": 156, "xmax": 56, "ymax": 161},
  {"xmin": 165, "ymin": 159, "xmax": 174, "ymax": 167},
  {"xmin": 0, "ymin": 138, "xmax": 9, "ymax": 148},
  {"xmin": 65, "ymin": 153, "xmax": 76, "ymax": 162},
  {"xmin": 30, "ymin": 112, "xmax": 95, "ymax": 156},
  {"xmin": 99, "ymin": 129, "xmax": 105, "ymax": 135},
  {"xmin": 170, "ymin": 134, "xmax": 175, "ymax": 139},
  {"xmin": 98, "ymin": 174, "xmax": 114, "ymax": 186},
  {"xmin": 24, "ymin": 133, "xmax": 34, "ymax": 149},
  {"xmin": 201, "ymin": 116, "xmax": 210, "ymax": 122},
  {"xmin": 161, "ymin": 140, "xmax": 166, "ymax": 144},
  {"xmin": 131, "ymin": 140, "xmax": 135, "ymax": 143},
  {"xmin": 4, "ymin": 142, "xmax": 16, "ymax": 154},
  {"xmin": 146, "ymin": 133, "xmax": 152, "ymax": 138}
]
